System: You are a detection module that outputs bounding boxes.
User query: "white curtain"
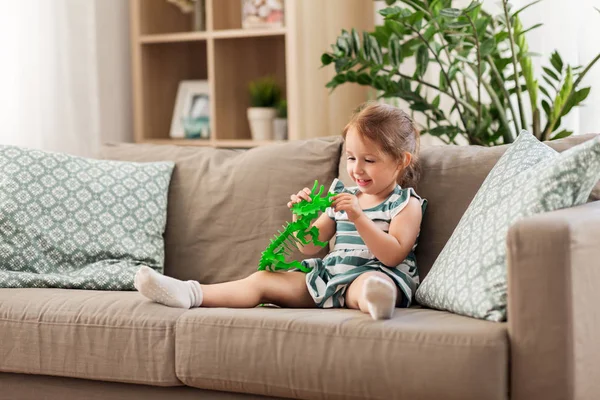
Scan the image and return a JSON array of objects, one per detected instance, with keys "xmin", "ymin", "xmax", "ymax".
[{"xmin": 0, "ymin": 0, "xmax": 132, "ymax": 157}]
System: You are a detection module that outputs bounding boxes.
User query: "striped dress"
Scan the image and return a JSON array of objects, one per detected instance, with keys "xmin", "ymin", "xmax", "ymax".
[{"xmin": 301, "ymin": 179, "xmax": 427, "ymax": 308}]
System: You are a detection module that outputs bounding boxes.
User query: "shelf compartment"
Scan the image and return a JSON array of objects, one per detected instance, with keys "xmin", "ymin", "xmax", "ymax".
[
  {"xmin": 137, "ymin": 0, "xmax": 199, "ymax": 35},
  {"xmin": 213, "ymin": 35, "xmax": 286, "ymax": 140},
  {"xmin": 140, "ymin": 41, "xmax": 208, "ymax": 140}
]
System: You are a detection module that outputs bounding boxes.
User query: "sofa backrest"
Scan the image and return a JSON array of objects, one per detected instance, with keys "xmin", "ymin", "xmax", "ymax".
[
  {"xmin": 101, "ymin": 137, "xmax": 343, "ymax": 283},
  {"xmin": 338, "ymin": 133, "xmax": 600, "ymax": 278}
]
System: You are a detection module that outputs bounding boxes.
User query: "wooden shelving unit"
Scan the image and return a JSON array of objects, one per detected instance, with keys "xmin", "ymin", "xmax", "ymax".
[{"xmin": 130, "ymin": 0, "xmax": 374, "ymax": 148}]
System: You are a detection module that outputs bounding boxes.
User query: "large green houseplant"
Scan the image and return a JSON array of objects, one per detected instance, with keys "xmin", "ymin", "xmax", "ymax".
[{"xmin": 322, "ymin": 0, "xmax": 600, "ymax": 145}]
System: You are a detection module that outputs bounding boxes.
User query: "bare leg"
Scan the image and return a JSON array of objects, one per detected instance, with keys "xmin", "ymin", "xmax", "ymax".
[
  {"xmin": 135, "ymin": 266, "xmax": 314, "ymax": 309},
  {"xmin": 344, "ymin": 271, "xmax": 401, "ymax": 319},
  {"xmin": 201, "ymin": 271, "xmax": 315, "ymax": 308}
]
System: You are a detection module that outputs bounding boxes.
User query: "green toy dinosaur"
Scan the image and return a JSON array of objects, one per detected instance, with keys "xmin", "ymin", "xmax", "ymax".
[{"xmin": 258, "ymin": 180, "xmax": 334, "ymax": 273}]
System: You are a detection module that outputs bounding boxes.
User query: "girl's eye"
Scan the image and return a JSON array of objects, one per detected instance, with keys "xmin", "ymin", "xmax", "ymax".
[
  {"xmin": 347, "ymin": 156, "xmax": 355, "ymax": 161},
  {"xmin": 365, "ymin": 159, "xmax": 375, "ymax": 163}
]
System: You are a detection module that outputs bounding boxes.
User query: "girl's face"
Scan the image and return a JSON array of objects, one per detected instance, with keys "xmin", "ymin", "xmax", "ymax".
[{"xmin": 345, "ymin": 127, "xmax": 406, "ymax": 198}]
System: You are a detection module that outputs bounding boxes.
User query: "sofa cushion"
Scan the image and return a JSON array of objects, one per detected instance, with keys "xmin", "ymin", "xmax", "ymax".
[
  {"xmin": 175, "ymin": 307, "xmax": 507, "ymax": 400},
  {"xmin": 0, "ymin": 289, "xmax": 186, "ymax": 386},
  {"xmin": 410, "ymin": 133, "xmax": 600, "ymax": 278},
  {"xmin": 100, "ymin": 137, "xmax": 342, "ymax": 284},
  {"xmin": 0, "ymin": 145, "xmax": 174, "ymax": 289}
]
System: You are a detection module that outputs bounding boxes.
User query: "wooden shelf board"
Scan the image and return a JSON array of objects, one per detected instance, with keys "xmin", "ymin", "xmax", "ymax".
[
  {"xmin": 139, "ymin": 28, "xmax": 286, "ymax": 44},
  {"xmin": 140, "ymin": 31, "xmax": 209, "ymax": 44},
  {"xmin": 212, "ymin": 28, "xmax": 287, "ymax": 39}
]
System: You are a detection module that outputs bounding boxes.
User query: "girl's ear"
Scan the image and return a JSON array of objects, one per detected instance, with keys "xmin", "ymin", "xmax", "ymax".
[{"xmin": 398, "ymin": 152, "xmax": 412, "ymax": 170}]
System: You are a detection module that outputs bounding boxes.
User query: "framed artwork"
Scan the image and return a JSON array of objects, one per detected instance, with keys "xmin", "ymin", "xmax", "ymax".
[
  {"xmin": 170, "ymin": 80, "xmax": 211, "ymax": 139},
  {"xmin": 241, "ymin": 0, "xmax": 284, "ymax": 29}
]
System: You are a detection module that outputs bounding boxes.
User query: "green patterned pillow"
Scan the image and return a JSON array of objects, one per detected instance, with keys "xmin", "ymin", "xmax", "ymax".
[
  {"xmin": 0, "ymin": 145, "xmax": 174, "ymax": 290},
  {"xmin": 415, "ymin": 131, "xmax": 600, "ymax": 321}
]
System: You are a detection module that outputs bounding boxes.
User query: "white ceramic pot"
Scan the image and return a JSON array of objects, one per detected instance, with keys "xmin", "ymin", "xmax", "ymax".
[
  {"xmin": 273, "ymin": 118, "xmax": 288, "ymax": 140},
  {"xmin": 247, "ymin": 107, "xmax": 276, "ymax": 140}
]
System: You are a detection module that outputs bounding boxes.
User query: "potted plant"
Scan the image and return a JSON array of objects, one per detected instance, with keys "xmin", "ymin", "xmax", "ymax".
[
  {"xmin": 321, "ymin": 0, "xmax": 600, "ymax": 145},
  {"xmin": 273, "ymin": 99, "xmax": 288, "ymax": 140},
  {"xmin": 247, "ymin": 76, "xmax": 281, "ymax": 140}
]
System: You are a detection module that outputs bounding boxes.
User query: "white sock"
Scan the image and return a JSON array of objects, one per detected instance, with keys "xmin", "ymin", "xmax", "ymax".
[
  {"xmin": 134, "ymin": 265, "xmax": 203, "ymax": 309},
  {"xmin": 363, "ymin": 276, "xmax": 397, "ymax": 320}
]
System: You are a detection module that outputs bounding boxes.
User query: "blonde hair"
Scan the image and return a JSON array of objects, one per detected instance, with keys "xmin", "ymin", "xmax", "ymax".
[{"xmin": 342, "ymin": 102, "xmax": 421, "ymax": 188}]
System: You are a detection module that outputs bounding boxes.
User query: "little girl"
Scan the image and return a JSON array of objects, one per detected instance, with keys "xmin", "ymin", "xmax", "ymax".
[{"xmin": 134, "ymin": 102, "xmax": 427, "ymax": 320}]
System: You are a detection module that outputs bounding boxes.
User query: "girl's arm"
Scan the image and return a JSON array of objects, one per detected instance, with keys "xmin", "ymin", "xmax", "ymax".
[
  {"xmin": 350, "ymin": 198, "xmax": 422, "ymax": 267},
  {"xmin": 293, "ymin": 212, "xmax": 336, "ymax": 256}
]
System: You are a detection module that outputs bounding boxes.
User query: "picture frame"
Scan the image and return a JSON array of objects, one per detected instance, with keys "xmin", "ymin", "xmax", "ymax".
[{"xmin": 169, "ymin": 80, "xmax": 211, "ymax": 139}]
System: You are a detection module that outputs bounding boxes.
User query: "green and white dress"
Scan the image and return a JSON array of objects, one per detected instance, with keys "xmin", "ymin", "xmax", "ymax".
[{"xmin": 301, "ymin": 179, "xmax": 427, "ymax": 308}]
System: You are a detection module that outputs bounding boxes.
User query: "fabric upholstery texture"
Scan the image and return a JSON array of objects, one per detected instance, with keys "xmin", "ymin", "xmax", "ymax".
[
  {"xmin": 0, "ymin": 288, "xmax": 186, "ymax": 386},
  {"xmin": 100, "ymin": 137, "xmax": 342, "ymax": 284},
  {"xmin": 175, "ymin": 307, "xmax": 507, "ymax": 400}
]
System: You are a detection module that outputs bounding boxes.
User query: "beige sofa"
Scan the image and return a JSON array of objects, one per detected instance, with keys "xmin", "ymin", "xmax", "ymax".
[{"xmin": 1, "ymin": 135, "xmax": 599, "ymax": 400}]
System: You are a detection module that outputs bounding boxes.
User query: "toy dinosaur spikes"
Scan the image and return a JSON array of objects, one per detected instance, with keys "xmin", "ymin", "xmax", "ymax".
[{"xmin": 258, "ymin": 180, "xmax": 334, "ymax": 273}]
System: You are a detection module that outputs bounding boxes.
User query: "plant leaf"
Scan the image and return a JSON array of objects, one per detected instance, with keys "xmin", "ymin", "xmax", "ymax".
[
  {"xmin": 336, "ymin": 36, "xmax": 350, "ymax": 56},
  {"xmin": 415, "ymin": 45, "xmax": 429, "ymax": 78},
  {"xmin": 464, "ymin": 1, "xmax": 481, "ymax": 13},
  {"xmin": 388, "ymin": 33, "xmax": 402, "ymax": 67},
  {"xmin": 362, "ymin": 31, "xmax": 371, "ymax": 60},
  {"xmin": 542, "ymin": 75, "xmax": 557, "ymax": 90},
  {"xmin": 439, "ymin": 70, "xmax": 448, "ymax": 91},
  {"xmin": 357, "ymin": 73, "xmax": 372, "ymax": 85},
  {"xmin": 550, "ymin": 129, "xmax": 573, "ymax": 140},
  {"xmin": 321, "ymin": 53, "xmax": 333, "ymax": 66},
  {"xmin": 562, "ymin": 87, "xmax": 591, "ymax": 116},
  {"xmin": 495, "ymin": 31, "xmax": 509, "ymax": 43},
  {"xmin": 440, "ymin": 8, "xmax": 461, "ymax": 18},
  {"xmin": 369, "ymin": 35, "xmax": 383, "ymax": 65},
  {"xmin": 541, "ymin": 99, "xmax": 551, "ymax": 117},
  {"xmin": 543, "ymin": 67, "xmax": 560, "ymax": 81},
  {"xmin": 550, "ymin": 50, "xmax": 564, "ymax": 74},
  {"xmin": 351, "ymin": 28, "xmax": 361, "ymax": 57},
  {"xmin": 539, "ymin": 84, "xmax": 552, "ymax": 99},
  {"xmin": 480, "ymin": 38, "xmax": 496, "ymax": 57}
]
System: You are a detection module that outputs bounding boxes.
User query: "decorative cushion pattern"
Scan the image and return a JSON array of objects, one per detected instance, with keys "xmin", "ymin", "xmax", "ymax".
[{"xmin": 0, "ymin": 145, "xmax": 174, "ymax": 290}]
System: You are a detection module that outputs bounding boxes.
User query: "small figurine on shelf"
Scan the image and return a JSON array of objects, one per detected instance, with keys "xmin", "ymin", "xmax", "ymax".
[
  {"xmin": 242, "ymin": 0, "xmax": 284, "ymax": 29},
  {"xmin": 247, "ymin": 76, "xmax": 281, "ymax": 141},
  {"xmin": 273, "ymin": 99, "xmax": 288, "ymax": 141}
]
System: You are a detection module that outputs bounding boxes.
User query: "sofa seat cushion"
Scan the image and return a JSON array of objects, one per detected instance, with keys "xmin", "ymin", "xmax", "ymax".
[
  {"xmin": 175, "ymin": 307, "xmax": 508, "ymax": 400},
  {"xmin": 0, "ymin": 289, "xmax": 187, "ymax": 386}
]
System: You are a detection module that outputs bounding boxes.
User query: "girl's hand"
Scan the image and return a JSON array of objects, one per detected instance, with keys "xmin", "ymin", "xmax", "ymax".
[
  {"xmin": 331, "ymin": 193, "xmax": 363, "ymax": 222},
  {"xmin": 287, "ymin": 187, "xmax": 312, "ymax": 208}
]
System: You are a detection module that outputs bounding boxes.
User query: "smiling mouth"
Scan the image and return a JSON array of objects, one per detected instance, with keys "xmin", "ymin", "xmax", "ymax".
[{"xmin": 356, "ymin": 179, "xmax": 371, "ymax": 186}]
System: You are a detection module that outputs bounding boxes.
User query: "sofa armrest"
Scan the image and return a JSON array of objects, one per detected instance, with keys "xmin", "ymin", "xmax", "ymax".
[{"xmin": 507, "ymin": 200, "xmax": 600, "ymax": 400}]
